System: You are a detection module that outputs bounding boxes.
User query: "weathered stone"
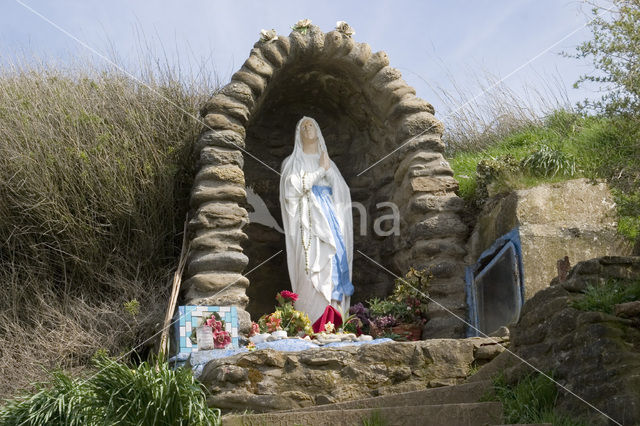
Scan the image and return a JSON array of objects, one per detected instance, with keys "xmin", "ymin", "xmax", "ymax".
[
  {"xmin": 395, "ymin": 133, "xmax": 446, "ymax": 156},
  {"xmin": 474, "ymin": 344, "xmax": 505, "ymax": 360},
  {"xmin": 394, "ymin": 151, "xmax": 443, "ymax": 184},
  {"xmin": 410, "ymin": 238, "xmax": 467, "ymax": 258},
  {"xmin": 614, "ymin": 300, "xmax": 640, "ymax": 318},
  {"xmin": 389, "ymin": 94, "xmax": 436, "ymax": 120},
  {"xmin": 194, "ymin": 129, "xmax": 245, "ymax": 152},
  {"xmin": 409, "ymin": 193, "xmax": 465, "ymax": 214},
  {"xmin": 244, "ymin": 49, "xmax": 275, "ymax": 79},
  {"xmin": 409, "ymin": 176, "xmax": 459, "ymax": 194},
  {"xmin": 183, "ymin": 272, "xmax": 249, "ymax": 293},
  {"xmin": 321, "ymin": 30, "xmax": 356, "ymax": 59},
  {"xmin": 190, "ymin": 228, "xmax": 247, "ymax": 252},
  {"xmin": 397, "ymin": 112, "xmax": 444, "ymax": 141},
  {"xmin": 362, "ymin": 50, "xmax": 390, "ymax": 79},
  {"xmin": 194, "ymin": 164, "xmax": 244, "ymax": 186},
  {"xmin": 467, "ymin": 179, "xmax": 633, "ymax": 301},
  {"xmin": 201, "ymin": 93, "xmax": 251, "ymax": 125},
  {"xmin": 257, "ymin": 39, "xmax": 286, "ymax": 66},
  {"xmin": 407, "ymin": 212, "xmax": 468, "ymax": 243},
  {"xmin": 195, "ymin": 338, "xmax": 506, "ymax": 414},
  {"xmin": 186, "ymin": 251, "xmax": 249, "ymax": 275},
  {"xmin": 345, "ymin": 41, "xmax": 372, "ymax": 67},
  {"xmin": 494, "ymin": 257, "xmax": 640, "ymax": 425},
  {"xmin": 219, "ymin": 82, "xmax": 256, "ymax": 111},
  {"xmin": 371, "ymin": 66, "xmax": 402, "ymax": 92},
  {"xmin": 203, "ymin": 113, "xmax": 246, "ymax": 137},
  {"xmin": 198, "ymin": 146, "xmax": 244, "ymax": 168},
  {"xmin": 230, "ymin": 69, "xmax": 267, "ymax": 97},
  {"xmin": 205, "ymin": 365, "xmax": 248, "ymax": 384},
  {"xmin": 189, "ymin": 201, "xmax": 248, "ymax": 231},
  {"xmin": 190, "ymin": 182, "xmax": 246, "ymax": 206}
]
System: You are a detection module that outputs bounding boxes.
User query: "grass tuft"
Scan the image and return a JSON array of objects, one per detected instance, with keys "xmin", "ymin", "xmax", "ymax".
[{"xmin": 0, "ymin": 354, "xmax": 221, "ymax": 426}]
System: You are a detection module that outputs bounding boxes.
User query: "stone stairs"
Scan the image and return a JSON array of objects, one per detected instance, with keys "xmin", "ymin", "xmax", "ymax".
[{"xmin": 221, "ymin": 379, "xmax": 552, "ymax": 425}]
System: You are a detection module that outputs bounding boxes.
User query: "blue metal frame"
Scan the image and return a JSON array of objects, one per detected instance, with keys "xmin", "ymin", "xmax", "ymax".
[{"xmin": 465, "ymin": 227, "xmax": 525, "ymax": 337}]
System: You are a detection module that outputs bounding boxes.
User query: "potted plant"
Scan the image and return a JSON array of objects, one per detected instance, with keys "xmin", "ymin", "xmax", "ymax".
[{"xmin": 364, "ymin": 267, "xmax": 431, "ymax": 341}]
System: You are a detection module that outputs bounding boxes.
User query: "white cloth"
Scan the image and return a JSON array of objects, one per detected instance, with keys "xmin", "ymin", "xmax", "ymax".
[{"xmin": 279, "ymin": 116, "xmax": 353, "ymax": 324}]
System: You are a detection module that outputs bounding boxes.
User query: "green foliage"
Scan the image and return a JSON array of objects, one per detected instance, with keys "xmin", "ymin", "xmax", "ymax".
[
  {"xmin": 449, "ymin": 111, "xmax": 640, "ymax": 244},
  {"xmin": 481, "ymin": 370, "xmax": 587, "ymax": 425},
  {"xmin": 570, "ymin": 278, "xmax": 640, "ymax": 313},
  {"xmin": 613, "ymin": 188, "xmax": 640, "ymax": 240},
  {"xmin": 564, "ymin": 0, "xmax": 640, "ymax": 115},
  {"xmin": 390, "ymin": 266, "xmax": 432, "ymax": 303},
  {"xmin": 123, "ymin": 299, "xmax": 141, "ymax": 317},
  {"xmin": 0, "ymin": 355, "xmax": 222, "ymax": 426},
  {"xmin": 520, "ymin": 144, "xmax": 577, "ymax": 177},
  {"xmin": 0, "ymin": 371, "xmax": 91, "ymax": 426},
  {"xmin": 361, "ymin": 410, "xmax": 388, "ymax": 426}
]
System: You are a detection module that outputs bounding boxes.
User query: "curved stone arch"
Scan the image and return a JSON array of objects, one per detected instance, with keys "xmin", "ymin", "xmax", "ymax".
[{"xmin": 183, "ymin": 24, "xmax": 468, "ymax": 337}]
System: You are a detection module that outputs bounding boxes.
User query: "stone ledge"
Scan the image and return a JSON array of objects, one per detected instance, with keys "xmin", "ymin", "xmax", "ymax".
[{"xmin": 196, "ymin": 337, "xmax": 507, "ymax": 414}]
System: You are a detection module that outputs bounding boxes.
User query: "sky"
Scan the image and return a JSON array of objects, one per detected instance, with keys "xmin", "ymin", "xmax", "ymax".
[{"xmin": 1, "ymin": 0, "xmax": 601, "ymax": 123}]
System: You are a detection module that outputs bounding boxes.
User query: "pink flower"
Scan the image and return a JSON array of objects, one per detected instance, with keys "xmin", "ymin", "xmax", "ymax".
[
  {"xmin": 213, "ymin": 330, "xmax": 231, "ymax": 349},
  {"xmin": 279, "ymin": 290, "xmax": 298, "ymax": 302},
  {"xmin": 266, "ymin": 315, "xmax": 282, "ymax": 332},
  {"xmin": 250, "ymin": 322, "xmax": 260, "ymax": 337},
  {"xmin": 206, "ymin": 318, "xmax": 223, "ymax": 332}
]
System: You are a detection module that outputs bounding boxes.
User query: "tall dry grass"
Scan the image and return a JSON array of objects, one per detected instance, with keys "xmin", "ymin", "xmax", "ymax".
[
  {"xmin": 0, "ymin": 55, "xmax": 218, "ymax": 398},
  {"xmin": 428, "ymin": 67, "xmax": 573, "ymax": 155}
]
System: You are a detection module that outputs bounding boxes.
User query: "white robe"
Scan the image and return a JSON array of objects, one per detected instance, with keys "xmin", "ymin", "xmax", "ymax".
[{"xmin": 279, "ymin": 116, "xmax": 353, "ymax": 324}]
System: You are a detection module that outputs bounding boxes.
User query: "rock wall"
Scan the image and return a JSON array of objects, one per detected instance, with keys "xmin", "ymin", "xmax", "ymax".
[
  {"xmin": 183, "ymin": 24, "xmax": 469, "ymax": 336},
  {"xmin": 467, "ymin": 179, "xmax": 633, "ymax": 301},
  {"xmin": 470, "ymin": 256, "xmax": 640, "ymax": 425},
  {"xmin": 193, "ymin": 336, "xmax": 507, "ymax": 413}
]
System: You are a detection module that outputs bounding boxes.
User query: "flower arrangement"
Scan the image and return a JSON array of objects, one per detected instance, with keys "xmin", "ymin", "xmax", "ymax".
[
  {"xmin": 291, "ymin": 18, "xmax": 312, "ymax": 34},
  {"xmin": 347, "ymin": 302, "xmax": 371, "ymax": 335},
  {"xmin": 257, "ymin": 291, "xmax": 313, "ymax": 337},
  {"xmin": 363, "ymin": 267, "xmax": 432, "ymax": 340},
  {"xmin": 190, "ymin": 312, "xmax": 232, "ymax": 349},
  {"xmin": 259, "ymin": 28, "xmax": 278, "ymax": 43},
  {"xmin": 335, "ymin": 21, "xmax": 355, "ymax": 37}
]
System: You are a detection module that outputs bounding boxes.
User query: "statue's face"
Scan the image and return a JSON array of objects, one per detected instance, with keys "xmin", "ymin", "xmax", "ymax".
[{"xmin": 301, "ymin": 119, "xmax": 316, "ymax": 141}]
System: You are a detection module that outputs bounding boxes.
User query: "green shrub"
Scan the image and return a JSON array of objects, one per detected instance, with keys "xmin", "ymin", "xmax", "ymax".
[
  {"xmin": 481, "ymin": 370, "xmax": 587, "ymax": 425},
  {"xmin": 570, "ymin": 278, "xmax": 640, "ymax": 314},
  {"xmin": 520, "ymin": 144, "xmax": 577, "ymax": 177},
  {"xmin": 0, "ymin": 355, "xmax": 221, "ymax": 426}
]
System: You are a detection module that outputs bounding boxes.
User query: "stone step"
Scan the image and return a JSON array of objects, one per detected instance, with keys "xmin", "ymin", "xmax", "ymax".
[
  {"xmin": 222, "ymin": 401, "xmax": 504, "ymax": 426},
  {"xmin": 281, "ymin": 379, "xmax": 494, "ymax": 413}
]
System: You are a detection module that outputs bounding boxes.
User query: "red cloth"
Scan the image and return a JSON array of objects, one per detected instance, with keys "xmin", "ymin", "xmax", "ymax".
[{"xmin": 312, "ymin": 305, "xmax": 343, "ymax": 333}]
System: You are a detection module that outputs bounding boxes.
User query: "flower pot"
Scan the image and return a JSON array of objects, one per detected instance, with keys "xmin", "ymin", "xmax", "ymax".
[{"xmin": 391, "ymin": 323, "xmax": 423, "ymax": 341}]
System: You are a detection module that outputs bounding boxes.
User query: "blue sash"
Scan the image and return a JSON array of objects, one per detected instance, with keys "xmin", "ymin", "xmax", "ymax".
[{"xmin": 311, "ymin": 184, "xmax": 354, "ymax": 301}]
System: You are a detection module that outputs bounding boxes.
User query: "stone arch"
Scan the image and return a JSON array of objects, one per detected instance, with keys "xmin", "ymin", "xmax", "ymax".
[{"xmin": 181, "ymin": 25, "xmax": 469, "ymax": 337}]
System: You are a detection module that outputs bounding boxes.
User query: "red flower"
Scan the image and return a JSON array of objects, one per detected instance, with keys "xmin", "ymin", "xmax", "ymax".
[
  {"xmin": 279, "ymin": 290, "xmax": 298, "ymax": 302},
  {"xmin": 213, "ymin": 330, "xmax": 231, "ymax": 349}
]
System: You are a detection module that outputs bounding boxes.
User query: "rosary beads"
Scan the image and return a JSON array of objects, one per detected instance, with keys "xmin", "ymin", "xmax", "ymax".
[{"xmin": 300, "ymin": 170, "xmax": 313, "ymax": 274}]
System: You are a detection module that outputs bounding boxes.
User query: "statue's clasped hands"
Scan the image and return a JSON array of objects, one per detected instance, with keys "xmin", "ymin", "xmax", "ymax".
[{"xmin": 319, "ymin": 151, "xmax": 330, "ymax": 170}]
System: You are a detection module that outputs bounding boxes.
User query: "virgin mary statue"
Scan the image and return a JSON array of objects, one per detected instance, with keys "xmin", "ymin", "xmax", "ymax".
[{"xmin": 279, "ymin": 116, "xmax": 354, "ymax": 324}]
